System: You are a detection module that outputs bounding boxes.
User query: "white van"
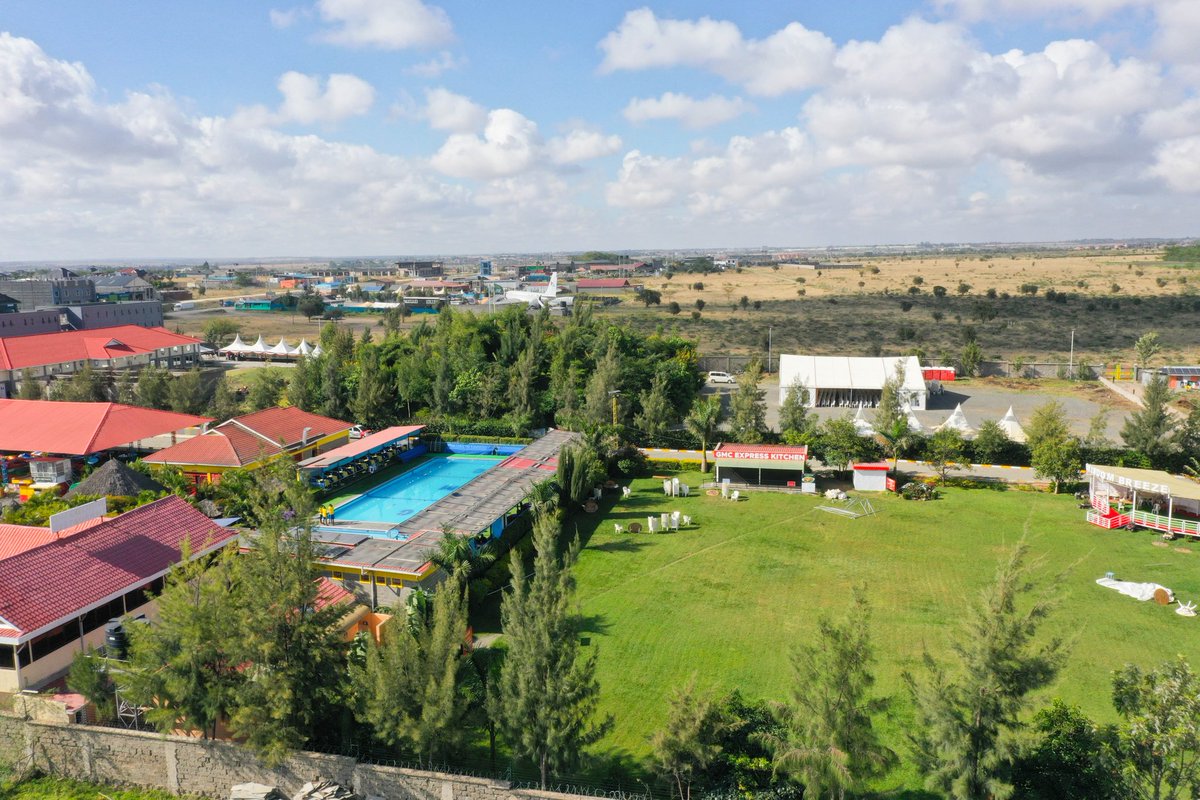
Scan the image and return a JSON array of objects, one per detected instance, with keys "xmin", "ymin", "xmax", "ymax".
[{"xmin": 707, "ymin": 371, "xmax": 736, "ymax": 384}]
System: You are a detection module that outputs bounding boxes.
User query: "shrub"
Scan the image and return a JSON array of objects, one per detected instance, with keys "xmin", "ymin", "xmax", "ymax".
[{"xmin": 900, "ymin": 481, "xmax": 939, "ymax": 501}]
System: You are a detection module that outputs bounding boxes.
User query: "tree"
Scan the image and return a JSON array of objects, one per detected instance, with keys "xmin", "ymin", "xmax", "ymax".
[
  {"xmin": 779, "ymin": 379, "xmax": 815, "ymax": 441},
  {"xmin": 817, "ymin": 417, "xmax": 872, "ymax": 471},
  {"xmin": 1112, "ymin": 656, "xmax": 1200, "ymax": 800},
  {"xmin": 685, "ymin": 397, "xmax": 723, "ymax": 473},
  {"xmin": 298, "ymin": 293, "xmax": 326, "ymax": 320},
  {"xmin": 353, "ymin": 346, "xmax": 391, "ymax": 429},
  {"xmin": 1084, "ymin": 409, "xmax": 1112, "ymax": 449},
  {"xmin": 906, "ymin": 540, "xmax": 1068, "ymax": 800},
  {"xmin": 584, "ymin": 348, "xmax": 623, "ymax": 427},
  {"xmin": 354, "ymin": 574, "xmax": 469, "ymax": 765},
  {"xmin": 16, "ymin": 368, "xmax": 44, "ymax": 400},
  {"xmin": 765, "ymin": 589, "xmax": 895, "ymax": 800},
  {"xmin": 1134, "ymin": 331, "xmax": 1162, "ymax": 369},
  {"xmin": 287, "ymin": 356, "xmax": 322, "ymax": 412},
  {"xmin": 1121, "ymin": 375, "xmax": 1177, "ymax": 467},
  {"xmin": 207, "ymin": 376, "xmax": 242, "ymax": 422},
  {"xmin": 960, "ymin": 340, "xmax": 983, "ymax": 378},
  {"xmin": 652, "ymin": 678, "xmax": 730, "ymax": 800},
  {"xmin": 121, "ymin": 544, "xmax": 242, "ymax": 739},
  {"xmin": 67, "ymin": 649, "xmax": 117, "ymax": 724},
  {"xmin": 247, "ymin": 368, "xmax": 289, "ymax": 411},
  {"xmin": 492, "ymin": 508, "xmax": 610, "ymax": 789},
  {"xmin": 873, "ymin": 364, "xmax": 908, "ymax": 434},
  {"xmin": 168, "ymin": 367, "xmax": 210, "ymax": 415},
  {"xmin": 925, "ymin": 428, "xmax": 965, "ymax": 484},
  {"xmin": 49, "ymin": 363, "xmax": 108, "ymax": 402},
  {"xmin": 1011, "ymin": 700, "xmax": 1125, "ymax": 800},
  {"xmin": 878, "ymin": 418, "xmax": 917, "ymax": 473},
  {"xmin": 641, "ymin": 289, "xmax": 662, "ymax": 307},
  {"xmin": 972, "ymin": 419, "xmax": 1011, "ymax": 465},
  {"xmin": 136, "ymin": 365, "xmax": 173, "ymax": 410},
  {"xmin": 635, "ymin": 368, "xmax": 675, "ymax": 443},
  {"xmin": 202, "ymin": 318, "xmax": 241, "ymax": 348},
  {"xmin": 1026, "ymin": 401, "xmax": 1070, "ymax": 452},
  {"xmin": 728, "ymin": 360, "xmax": 767, "ymax": 444},
  {"xmin": 114, "ymin": 368, "xmax": 137, "ymax": 405},
  {"xmin": 1032, "ymin": 436, "xmax": 1081, "ymax": 493}
]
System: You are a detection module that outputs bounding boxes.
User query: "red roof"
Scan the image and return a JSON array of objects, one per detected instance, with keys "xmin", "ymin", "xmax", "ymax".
[
  {"xmin": 314, "ymin": 577, "xmax": 356, "ymax": 611},
  {"xmin": 853, "ymin": 462, "xmax": 891, "ymax": 471},
  {"xmin": 0, "ymin": 400, "xmax": 212, "ymax": 456},
  {"xmin": 0, "ymin": 495, "xmax": 236, "ymax": 643},
  {"xmin": 145, "ymin": 406, "xmax": 352, "ymax": 468},
  {"xmin": 576, "ymin": 278, "xmax": 630, "ymax": 289},
  {"xmin": 0, "ymin": 325, "xmax": 201, "ymax": 370},
  {"xmin": 0, "ymin": 523, "xmax": 57, "ymax": 560},
  {"xmin": 712, "ymin": 443, "xmax": 809, "ymax": 463}
]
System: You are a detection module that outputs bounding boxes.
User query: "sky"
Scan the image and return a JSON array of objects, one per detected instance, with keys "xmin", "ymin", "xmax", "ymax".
[{"xmin": 2, "ymin": 0, "xmax": 1200, "ymax": 260}]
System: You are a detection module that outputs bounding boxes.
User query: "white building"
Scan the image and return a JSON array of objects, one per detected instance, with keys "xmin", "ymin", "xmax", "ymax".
[{"xmin": 778, "ymin": 354, "xmax": 927, "ymax": 410}]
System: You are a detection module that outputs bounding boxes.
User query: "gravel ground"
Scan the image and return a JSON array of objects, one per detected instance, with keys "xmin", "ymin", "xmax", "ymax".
[{"xmin": 703, "ymin": 376, "xmax": 1136, "ymax": 441}]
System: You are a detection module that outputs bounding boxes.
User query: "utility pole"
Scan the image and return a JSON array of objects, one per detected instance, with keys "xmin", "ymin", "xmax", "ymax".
[
  {"xmin": 609, "ymin": 389, "xmax": 621, "ymax": 427},
  {"xmin": 768, "ymin": 326, "xmax": 773, "ymax": 374},
  {"xmin": 1069, "ymin": 329, "xmax": 1075, "ymax": 378}
]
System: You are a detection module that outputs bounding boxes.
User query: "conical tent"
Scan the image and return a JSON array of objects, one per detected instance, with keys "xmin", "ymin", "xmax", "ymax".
[
  {"xmin": 219, "ymin": 335, "xmax": 248, "ymax": 354},
  {"xmin": 905, "ymin": 406, "xmax": 925, "ymax": 434},
  {"xmin": 997, "ymin": 406, "xmax": 1028, "ymax": 443},
  {"xmin": 853, "ymin": 403, "xmax": 875, "ymax": 436},
  {"xmin": 295, "ymin": 339, "xmax": 313, "ymax": 356},
  {"xmin": 311, "ymin": 344, "xmax": 323, "ymax": 357},
  {"xmin": 267, "ymin": 338, "xmax": 294, "ymax": 356},
  {"xmin": 247, "ymin": 335, "xmax": 269, "ymax": 354},
  {"xmin": 938, "ymin": 403, "xmax": 974, "ymax": 436}
]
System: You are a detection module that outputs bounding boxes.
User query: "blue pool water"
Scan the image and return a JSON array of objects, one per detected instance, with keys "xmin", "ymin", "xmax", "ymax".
[{"xmin": 334, "ymin": 455, "xmax": 504, "ymax": 525}]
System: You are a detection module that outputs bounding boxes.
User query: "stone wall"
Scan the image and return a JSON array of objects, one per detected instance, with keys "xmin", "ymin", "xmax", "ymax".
[{"xmin": 0, "ymin": 714, "xmax": 590, "ymax": 800}]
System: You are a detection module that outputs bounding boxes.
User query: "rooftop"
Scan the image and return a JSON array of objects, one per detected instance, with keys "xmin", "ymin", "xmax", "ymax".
[
  {"xmin": 0, "ymin": 495, "xmax": 237, "ymax": 643},
  {"xmin": 0, "ymin": 400, "xmax": 211, "ymax": 456},
  {"xmin": 0, "ymin": 325, "xmax": 201, "ymax": 368},
  {"xmin": 713, "ymin": 443, "xmax": 809, "ymax": 462},
  {"xmin": 144, "ymin": 406, "xmax": 352, "ymax": 468}
]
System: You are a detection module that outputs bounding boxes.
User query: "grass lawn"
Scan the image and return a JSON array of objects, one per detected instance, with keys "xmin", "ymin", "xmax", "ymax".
[
  {"xmin": 0, "ymin": 775, "xmax": 188, "ymax": 800},
  {"xmin": 544, "ymin": 471, "xmax": 1200, "ymax": 792}
]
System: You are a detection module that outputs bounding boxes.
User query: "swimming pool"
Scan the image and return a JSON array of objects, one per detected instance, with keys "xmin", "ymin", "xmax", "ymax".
[{"xmin": 333, "ymin": 455, "xmax": 504, "ymax": 525}]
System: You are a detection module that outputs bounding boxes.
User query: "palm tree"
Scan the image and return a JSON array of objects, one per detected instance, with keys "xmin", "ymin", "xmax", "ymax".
[
  {"xmin": 878, "ymin": 418, "xmax": 917, "ymax": 473},
  {"xmin": 684, "ymin": 397, "xmax": 724, "ymax": 473},
  {"xmin": 430, "ymin": 524, "xmax": 497, "ymax": 581}
]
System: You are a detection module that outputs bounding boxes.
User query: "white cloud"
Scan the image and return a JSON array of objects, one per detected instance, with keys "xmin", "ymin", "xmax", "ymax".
[
  {"xmin": 598, "ymin": 8, "xmax": 835, "ymax": 96},
  {"xmin": 623, "ymin": 92, "xmax": 751, "ymax": 128},
  {"xmin": 276, "ymin": 71, "xmax": 375, "ymax": 124},
  {"xmin": 546, "ymin": 128, "xmax": 622, "ymax": 164},
  {"xmin": 431, "ymin": 109, "xmax": 542, "ymax": 179},
  {"xmin": 315, "ymin": 0, "xmax": 453, "ymax": 49},
  {"xmin": 404, "ymin": 50, "xmax": 465, "ymax": 77},
  {"xmin": 268, "ymin": 7, "xmax": 304, "ymax": 28},
  {"xmin": 422, "ymin": 87, "xmax": 486, "ymax": 132}
]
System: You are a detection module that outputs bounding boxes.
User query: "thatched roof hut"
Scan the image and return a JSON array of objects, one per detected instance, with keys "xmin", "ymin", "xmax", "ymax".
[{"xmin": 66, "ymin": 459, "xmax": 165, "ymax": 498}]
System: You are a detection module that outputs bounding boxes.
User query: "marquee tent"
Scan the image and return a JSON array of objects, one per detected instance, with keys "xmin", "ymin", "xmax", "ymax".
[
  {"xmin": 938, "ymin": 404, "xmax": 974, "ymax": 436},
  {"xmin": 997, "ymin": 406, "xmax": 1028, "ymax": 443},
  {"xmin": 778, "ymin": 355, "xmax": 927, "ymax": 409}
]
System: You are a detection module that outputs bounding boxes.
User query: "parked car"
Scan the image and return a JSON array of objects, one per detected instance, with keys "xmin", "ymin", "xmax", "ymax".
[
  {"xmin": 349, "ymin": 425, "xmax": 372, "ymax": 440},
  {"xmin": 707, "ymin": 371, "xmax": 736, "ymax": 384}
]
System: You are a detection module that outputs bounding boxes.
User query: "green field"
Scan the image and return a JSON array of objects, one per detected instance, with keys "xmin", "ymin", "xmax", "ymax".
[
  {"xmin": 0, "ymin": 775, "xmax": 187, "ymax": 800},
  {"xmin": 551, "ymin": 472, "xmax": 1200, "ymax": 790}
]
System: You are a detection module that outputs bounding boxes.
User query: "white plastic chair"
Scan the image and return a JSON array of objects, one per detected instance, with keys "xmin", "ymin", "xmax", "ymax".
[
  {"xmin": 670, "ymin": 515, "xmax": 679, "ymax": 531},
  {"xmin": 614, "ymin": 523, "xmax": 624, "ymax": 534},
  {"xmin": 663, "ymin": 480, "xmax": 672, "ymax": 496},
  {"xmin": 682, "ymin": 515, "xmax": 692, "ymax": 527},
  {"xmin": 681, "ymin": 484, "xmax": 690, "ymax": 497},
  {"xmin": 731, "ymin": 490, "xmax": 740, "ymax": 502},
  {"xmin": 648, "ymin": 516, "xmax": 659, "ymax": 532},
  {"xmin": 1178, "ymin": 600, "xmax": 1197, "ymax": 617},
  {"xmin": 661, "ymin": 512, "xmax": 670, "ymax": 529},
  {"xmin": 622, "ymin": 486, "xmax": 632, "ymax": 499}
]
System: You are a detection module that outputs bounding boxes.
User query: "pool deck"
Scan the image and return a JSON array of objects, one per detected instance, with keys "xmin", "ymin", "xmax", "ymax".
[{"xmin": 311, "ymin": 429, "xmax": 580, "ymax": 581}]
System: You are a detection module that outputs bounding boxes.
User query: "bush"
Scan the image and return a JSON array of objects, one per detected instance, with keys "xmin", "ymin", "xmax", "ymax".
[{"xmin": 900, "ymin": 480, "xmax": 939, "ymax": 501}]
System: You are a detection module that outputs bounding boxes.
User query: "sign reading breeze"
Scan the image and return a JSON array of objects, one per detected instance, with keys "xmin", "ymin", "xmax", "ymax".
[{"xmin": 50, "ymin": 497, "xmax": 107, "ymax": 534}]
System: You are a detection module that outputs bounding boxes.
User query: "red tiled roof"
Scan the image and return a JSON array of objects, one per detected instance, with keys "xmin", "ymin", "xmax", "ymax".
[
  {"xmin": 0, "ymin": 524, "xmax": 57, "ymax": 560},
  {"xmin": 0, "ymin": 400, "xmax": 212, "ymax": 456},
  {"xmin": 0, "ymin": 495, "xmax": 236, "ymax": 643},
  {"xmin": 144, "ymin": 406, "xmax": 351, "ymax": 468},
  {"xmin": 314, "ymin": 577, "xmax": 356, "ymax": 611},
  {"xmin": 712, "ymin": 443, "xmax": 809, "ymax": 462},
  {"xmin": 576, "ymin": 278, "xmax": 630, "ymax": 289},
  {"xmin": 0, "ymin": 325, "xmax": 201, "ymax": 370}
]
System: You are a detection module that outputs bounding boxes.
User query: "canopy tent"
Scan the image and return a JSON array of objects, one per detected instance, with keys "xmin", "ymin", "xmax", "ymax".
[
  {"xmin": 905, "ymin": 405, "xmax": 925, "ymax": 434},
  {"xmin": 1086, "ymin": 463, "xmax": 1200, "ymax": 538},
  {"xmin": 218, "ymin": 335, "xmax": 249, "ymax": 354},
  {"xmin": 997, "ymin": 406, "xmax": 1027, "ymax": 443},
  {"xmin": 311, "ymin": 344, "xmax": 323, "ymax": 357},
  {"xmin": 295, "ymin": 339, "xmax": 314, "ymax": 356},
  {"xmin": 938, "ymin": 404, "xmax": 974, "ymax": 437},
  {"xmin": 267, "ymin": 338, "xmax": 295, "ymax": 356},
  {"xmin": 246, "ymin": 335, "xmax": 269, "ymax": 354},
  {"xmin": 852, "ymin": 404, "xmax": 875, "ymax": 436},
  {"xmin": 778, "ymin": 354, "xmax": 928, "ymax": 410}
]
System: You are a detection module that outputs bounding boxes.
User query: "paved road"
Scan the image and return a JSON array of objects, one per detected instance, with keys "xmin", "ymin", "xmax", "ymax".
[{"xmin": 640, "ymin": 447, "xmax": 1042, "ymax": 484}]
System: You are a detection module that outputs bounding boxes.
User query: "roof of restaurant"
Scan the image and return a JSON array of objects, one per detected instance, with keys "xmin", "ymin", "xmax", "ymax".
[
  {"xmin": 0, "ymin": 400, "xmax": 211, "ymax": 456},
  {"xmin": 0, "ymin": 325, "xmax": 200, "ymax": 370},
  {"xmin": 144, "ymin": 406, "xmax": 352, "ymax": 468}
]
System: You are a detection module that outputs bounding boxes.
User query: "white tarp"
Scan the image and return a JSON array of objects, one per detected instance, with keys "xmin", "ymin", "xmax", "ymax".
[
  {"xmin": 938, "ymin": 404, "xmax": 974, "ymax": 436},
  {"xmin": 778, "ymin": 354, "xmax": 927, "ymax": 409},
  {"xmin": 219, "ymin": 335, "xmax": 249, "ymax": 354},
  {"xmin": 998, "ymin": 406, "xmax": 1028, "ymax": 443},
  {"xmin": 1096, "ymin": 576, "xmax": 1173, "ymax": 603}
]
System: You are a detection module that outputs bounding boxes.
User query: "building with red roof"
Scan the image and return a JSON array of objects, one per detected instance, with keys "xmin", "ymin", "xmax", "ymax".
[
  {"xmin": 712, "ymin": 442, "xmax": 809, "ymax": 487},
  {"xmin": 0, "ymin": 495, "xmax": 237, "ymax": 691},
  {"xmin": 0, "ymin": 399, "xmax": 211, "ymax": 456},
  {"xmin": 0, "ymin": 325, "xmax": 202, "ymax": 396},
  {"xmin": 575, "ymin": 278, "xmax": 631, "ymax": 291},
  {"xmin": 143, "ymin": 406, "xmax": 353, "ymax": 485}
]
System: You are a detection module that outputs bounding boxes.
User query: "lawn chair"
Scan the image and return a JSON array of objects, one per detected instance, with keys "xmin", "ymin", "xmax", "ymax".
[
  {"xmin": 663, "ymin": 479, "xmax": 672, "ymax": 496},
  {"xmin": 622, "ymin": 486, "xmax": 632, "ymax": 499},
  {"xmin": 661, "ymin": 512, "xmax": 670, "ymax": 529},
  {"xmin": 682, "ymin": 515, "xmax": 692, "ymax": 527},
  {"xmin": 730, "ymin": 490, "xmax": 740, "ymax": 502},
  {"xmin": 614, "ymin": 523, "xmax": 624, "ymax": 534},
  {"xmin": 1178, "ymin": 600, "xmax": 1197, "ymax": 617},
  {"xmin": 648, "ymin": 516, "xmax": 659, "ymax": 533},
  {"xmin": 681, "ymin": 484, "xmax": 690, "ymax": 497},
  {"xmin": 670, "ymin": 514, "xmax": 679, "ymax": 532}
]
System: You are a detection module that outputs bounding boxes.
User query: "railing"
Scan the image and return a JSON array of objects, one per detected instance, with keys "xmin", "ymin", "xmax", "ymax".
[
  {"xmin": 1086, "ymin": 511, "xmax": 1130, "ymax": 529},
  {"xmin": 1091, "ymin": 493, "xmax": 1110, "ymax": 514},
  {"xmin": 1131, "ymin": 509, "xmax": 1200, "ymax": 538}
]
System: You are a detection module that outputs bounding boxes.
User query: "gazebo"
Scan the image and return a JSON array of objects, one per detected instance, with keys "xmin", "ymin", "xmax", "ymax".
[{"xmin": 1085, "ymin": 463, "xmax": 1200, "ymax": 538}]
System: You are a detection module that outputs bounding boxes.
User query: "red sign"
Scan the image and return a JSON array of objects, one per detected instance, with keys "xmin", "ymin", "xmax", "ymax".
[{"xmin": 886, "ymin": 476, "xmax": 897, "ymax": 492}]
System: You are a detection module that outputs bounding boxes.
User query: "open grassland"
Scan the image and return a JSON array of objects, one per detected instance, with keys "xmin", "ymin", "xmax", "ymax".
[
  {"xmin": 560, "ymin": 473, "xmax": 1200, "ymax": 790},
  {"xmin": 0, "ymin": 775, "xmax": 188, "ymax": 800}
]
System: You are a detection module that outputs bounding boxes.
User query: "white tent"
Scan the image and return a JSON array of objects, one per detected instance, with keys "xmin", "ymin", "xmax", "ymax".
[
  {"xmin": 267, "ymin": 338, "xmax": 295, "ymax": 356},
  {"xmin": 997, "ymin": 406, "xmax": 1028, "ymax": 443},
  {"xmin": 938, "ymin": 404, "xmax": 974, "ymax": 437},
  {"xmin": 905, "ymin": 405, "xmax": 925, "ymax": 434},
  {"xmin": 853, "ymin": 404, "xmax": 875, "ymax": 436},
  {"xmin": 295, "ymin": 339, "xmax": 314, "ymax": 356},
  {"xmin": 778, "ymin": 354, "xmax": 928, "ymax": 410},
  {"xmin": 219, "ymin": 335, "xmax": 249, "ymax": 354},
  {"xmin": 311, "ymin": 344, "xmax": 323, "ymax": 357},
  {"xmin": 246, "ymin": 335, "xmax": 269, "ymax": 354}
]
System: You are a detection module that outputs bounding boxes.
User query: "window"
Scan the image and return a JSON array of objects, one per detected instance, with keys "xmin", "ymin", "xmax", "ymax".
[{"xmin": 0, "ymin": 645, "xmax": 14, "ymax": 670}]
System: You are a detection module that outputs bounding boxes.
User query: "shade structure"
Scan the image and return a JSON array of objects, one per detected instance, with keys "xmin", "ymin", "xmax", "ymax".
[
  {"xmin": 295, "ymin": 339, "xmax": 314, "ymax": 356},
  {"xmin": 267, "ymin": 338, "xmax": 294, "ymax": 356},
  {"xmin": 218, "ymin": 335, "xmax": 248, "ymax": 354},
  {"xmin": 246, "ymin": 335, "xmax": 269, "ymax": 354},
  {"xmin": 852, "ymin": 403, "xmax": 875, "ymax": 436},
  {"xmin": 997, "ymin": 406, "xmax": 1028, "ymax": 443},
  {"xmin": 905, "ymin": 405, "xmax": 925, "ymax": 434},
  {"xmin": 938, "ymin": 403, "xmax": 974, "ymax": 437},
  {"xmin": 311, "ymin": 344, "xmax": 323, "ymax": 357}
]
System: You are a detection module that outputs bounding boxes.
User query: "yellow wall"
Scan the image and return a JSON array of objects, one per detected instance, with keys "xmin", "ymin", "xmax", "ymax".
[{"xmin": 176, "ymin": 430, "xmax": 350, "ymax": 484}]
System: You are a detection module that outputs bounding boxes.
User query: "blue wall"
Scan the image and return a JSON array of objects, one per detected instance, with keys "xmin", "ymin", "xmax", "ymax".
[
  {"xmin": 443, "ymin": 442, "xmax": 524, "ymax": 456},
  {"xmin": 399, "ymin": 444, "xmax": 428, "ymax": 462}
]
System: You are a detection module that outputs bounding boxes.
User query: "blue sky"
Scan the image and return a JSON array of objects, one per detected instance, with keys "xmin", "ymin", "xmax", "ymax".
[{"xmin": 1, "ymin": 0, "xmax": 1198, "ymax": 259}]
